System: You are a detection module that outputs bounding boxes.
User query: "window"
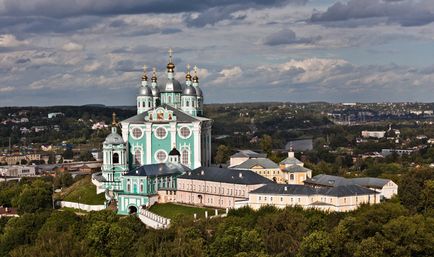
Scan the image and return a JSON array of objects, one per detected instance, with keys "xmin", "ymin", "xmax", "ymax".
[
  {"xmin": 127, "ymin": 183, "xmax": 131, "ymax": 192},
  {"xmin": 140, "ymin": 184, "xmax": 143, "ymax": 192},
  {"xmin": 113, "ymin": 153, "xmax": 119, "ymax": 164},
  {"xmin": 281, "ymin": 197, "xmax": 283, "ymax": 202},
  {"xmin": 186, "ymin": 101, "xmax": 189, "ymax": 107},
  {"xmin": 168, "ymin": 95, "xmax": 172, "ymax": 103},
  {"xmin": 155, "ymin": 127, "xmax": 167, "ymax": 139},
  {"xmin": 179, "ymin": 127, "xmax": 191, "ymax": 138},
  {"xmin": 181, "ymin": 149, "xmax": 189, "ymax": 165},
  {"xmin": 155, "ymin": 150, "xmax": 167, "ymax": 162},
  {"xmin": 134, "ymin": 149, "xmax": 141, "ymax": 165},
  {"xmin": 148, "ymin": 101, "xmax": 151, "ymax": 107},
  {"xmin": 290, "ymin": 174, "xmax": 294, "ymax": 180},
  {"xmin": 132, "ymin": 127, "xmax": 143, "ymax": 139}
]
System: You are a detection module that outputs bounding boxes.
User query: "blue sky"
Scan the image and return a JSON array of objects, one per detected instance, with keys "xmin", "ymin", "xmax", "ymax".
[{"xmin": 0, "ymin": 0, "xmax": 434, "ymax": 106}]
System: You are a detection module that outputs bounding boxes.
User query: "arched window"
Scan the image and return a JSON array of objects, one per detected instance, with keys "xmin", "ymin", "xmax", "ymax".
[
  {"xmin": 148, "ymin": 101, "xmax": 151, "ymax": 108},
  {"xmin": 290, "ymin": 174, "xmax": 294, "ymax": 180},
  {"xmin": 134, "ymin": 149, "xmax": 141, "ymax": 166},
  {"xmin": 127, "ymin": 183, "xmax": 131, "ymax": 192},
  {"xmin": 140, "ymin": 183, "xmax": 144, "ymax": 192},
  {"xmin": 168, "ymin": 95, "xmax": 172, "ymax": 103},
  {"xmin": 186, "ymin": 101, "xmax": 189, "ymax": 107},
  {"xmin": 192, "ymin": 101, "xmax": 195, "ymax": 107},
  {"xmin": 113, "ymin": 153, "xmax": 119, "ymax": 164},
  {"xmin": 181, "ymin": 149, "xmax": 189, "ymax": 165}
]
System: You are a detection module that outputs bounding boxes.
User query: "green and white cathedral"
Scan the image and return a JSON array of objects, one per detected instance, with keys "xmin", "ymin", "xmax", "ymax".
[{"xmin": 99, "ymin": 50, "xmax": 212, "ymax": 214}]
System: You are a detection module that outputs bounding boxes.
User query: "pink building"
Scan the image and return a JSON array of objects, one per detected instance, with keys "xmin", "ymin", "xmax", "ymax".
[{"xmin": 176, "ymin": 167, "xmax": 271, "ymax": 209}]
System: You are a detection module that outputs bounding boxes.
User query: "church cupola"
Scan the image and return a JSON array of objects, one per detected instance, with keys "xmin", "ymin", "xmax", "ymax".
[
  {"xmin": 150, "ymin": 67, "xmax": 161, "ymax": 107},
  {"xmin": 161, "ymin": 48, "xmax": 182, "ymax": 108},
  {"xmin": 168, "ymin": 147, "xmax": 181, "ymax": 163},
  {"xmin": 137, "ymin": 66, "xmax": 153, "ymax": 114},
  {"xmin": 192, "ymin": 65, "xmax": 204, "ymax": 116},
  {"xmin": 181, "ymin": 64, "xmax": 198, "ymax": 116},
  {"xmin": 102, "ymin": 113, "xmax": 128, "ymax": 184}
]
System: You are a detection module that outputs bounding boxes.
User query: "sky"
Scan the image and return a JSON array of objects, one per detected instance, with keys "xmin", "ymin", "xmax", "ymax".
[{"xmin": 0, "ymin": 0, "xmax": 434, "ymax": 106}]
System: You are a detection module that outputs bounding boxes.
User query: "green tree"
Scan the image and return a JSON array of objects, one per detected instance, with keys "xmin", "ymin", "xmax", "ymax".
[
  {"xmin": 215, "ymin": 145, "xmax": 231, "ymax": 164},
  {"xmin": 259, "ymin": 134, "xmax": 272, "ymax": 156},
  {"xmin": 12, "ymin": 180, "xmax": 52, "ymax": 213},
  {"xmin": 297, "ymin": 231, "xmax": 332, "ymax": 257},
  {"xmin": 421, "ymin": 180, "xmax": 434, "ymax": 213}
]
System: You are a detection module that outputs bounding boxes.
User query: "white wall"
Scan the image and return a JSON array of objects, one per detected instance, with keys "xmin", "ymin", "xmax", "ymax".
[{"xmin": 59, "ymin": 201, "xmax": 105, "ymax": 212}]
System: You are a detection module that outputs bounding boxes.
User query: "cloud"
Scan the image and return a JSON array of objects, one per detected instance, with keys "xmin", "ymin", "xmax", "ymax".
[
  {"xmin": 83, "ymin": 62, "xmax": 101, "ymax": 72},
  {"xmin": 0, "ymin": 0, "xmax": 307, "ymax": 18},
  {"xmin": 213, "ymin": 66, "xmax": 242, "ymax": 84},
  {"xmin": 311, "ymin": 0, "xmax": 434, "ymax": 27},
  {"xmin": 0, "ymin": 86, "xmax": 14, "ymax": 93},
  {"xmin": 62, "ymin": 42, "xmax": 83, "ymax": 51},
  {"xmin": 263, "ymin": 29, "xmax": 318, "ymax": 45},
  {"xmin": 0, "ymin": 34, "xmax": 28, "ymax": 47}
]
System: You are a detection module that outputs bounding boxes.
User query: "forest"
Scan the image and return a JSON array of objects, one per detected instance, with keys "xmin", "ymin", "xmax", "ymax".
[{"xmin": 0, "ymin": 167, "xmax": 433, "ymax": 257}]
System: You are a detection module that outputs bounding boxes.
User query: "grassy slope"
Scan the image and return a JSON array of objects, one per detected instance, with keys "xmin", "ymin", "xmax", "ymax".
[
  {"xmin": 61, "ymin": 175, "xmax": 105, "ymax": 205},
  {"xmin": 149, "ymin": 203, "xmax": 222, "ymax": 219}
]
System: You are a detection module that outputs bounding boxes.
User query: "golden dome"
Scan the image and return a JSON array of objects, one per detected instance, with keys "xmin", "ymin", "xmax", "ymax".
[
  {"xmin": 141, "ymin": 73, "xmax": 148, "ymax": 81},
  {"xmin": 151, "ymin": 67, "xmax": 157, "ymax": 82},
  {"xmin": 186, "ymin": 64, "xmax": 192, "ymax": 81},
  {"xmin": 193, "ymin": 65, "xmax": 199, "ymax": 83}
]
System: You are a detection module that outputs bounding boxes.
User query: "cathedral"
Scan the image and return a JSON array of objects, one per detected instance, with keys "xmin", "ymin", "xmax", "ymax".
[{"xmin": 100, "ymin": 50, "xmax": 212, "ymax": 214}]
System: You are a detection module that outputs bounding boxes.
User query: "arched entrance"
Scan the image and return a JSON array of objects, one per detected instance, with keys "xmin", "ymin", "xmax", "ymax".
[
  {"xmin": 128, "ymin": 205, "xmax": 138, "ymax": 214},
  {"xmin": 198, "ymin": 195, "xmax": 203, "ymax": 205}
]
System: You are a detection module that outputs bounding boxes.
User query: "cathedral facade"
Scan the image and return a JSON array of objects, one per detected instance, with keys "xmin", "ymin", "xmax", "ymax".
[{"xmin": 100, "ymin": 50, "xmax": 212, "ymax": 214}]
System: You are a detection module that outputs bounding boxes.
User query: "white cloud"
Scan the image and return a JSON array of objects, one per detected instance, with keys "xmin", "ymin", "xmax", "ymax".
[
  {"xmin": 83, "ymin": 62, "xmax": 102, "ymax": 72},
  {"xmin": 0, "ymin": 34, "xmax": 28, "ymax": 48},
  {"xmin": 62, "ymin": 42, "xmax": 84, "ymax": 51},
  {"xmin": 213, "ymin": 66, "xmax": 242, "ymax": 84},
  {"xmin": 0, "ymin": 86, "xmax": 14, "ymax": 93}
]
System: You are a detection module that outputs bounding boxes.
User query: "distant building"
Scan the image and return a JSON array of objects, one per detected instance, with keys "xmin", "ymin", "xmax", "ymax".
[
  {"xmin": 177, "ymin": 167, "xmax": 271, "ymax": 209},
  {"xmin": 285, "ymin": 138, "xmax": 313, "ymax": 152},
  {"xmin": 0, "ymin": 154, "xmax": 41, "ymax": 165},
  {"xmin": 0, "ymin": 207, "xmax": 18, "ymax": 217},
  {"xmin": 48, "ymin": 112, "xmax": 64, "ymax": 119},
  {"xmin": 229, "ymin": 150, "xmax": 266, "ymax": 167},
  {"xmin": 0, "ymin": 165, "xmax": 37, "ymax": 177},
  {"xmin": 279, "ymin": 151, "xmax": 312, "ymax": 185},
  {"xmin": 31, "ymin": 126, "xmax": 47, "ymax": 133},
  {"xmin": 92, "ymin": 122, "xmax": 109, "ymax": 130},
  {"xmin": 232, "ymin": 158, "xmax": 283, "ymax": 183},
  {"xmin": 361, "ymin": 130, "xmax": 386, "ymax": 139},
  {"xmin": 381, "ymin": 148, "xmax": 417, "ymax": 157},
  {"xmin": 304, "ymin": 174, "xmax": 398, "ymax": 200},
  {"xmin": 247, "ymin": 183, "xmax": 379, "ymax": 212}
]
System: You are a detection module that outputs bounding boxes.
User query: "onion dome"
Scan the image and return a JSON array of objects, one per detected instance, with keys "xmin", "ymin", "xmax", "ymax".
[
  {"xmin": 141, "ymin": 73, "xmax": 148, "ymax": 81},
  {"xmin": 195, "ymin": 86, "xmax": 203, "ymax": 97},
  {"xmin": 167, "ymin": 48, "xmax": 175, "ymax": 72},
  {"xmin": 104, "ymin": 132, "xmax": 124, "ymax": 145},
  {"xmin": 192, "ymin": 65, "xmax": 199, "ymax": 83},
  {"xmin": 169, "ymin": 147, "xmax": 181, "ymax": 156},
  {"xmin": 183, "ymin": 84, "xmax": 196, "ymax": 96},
  {"xmin": 105, "ymin": 113, "xmax": 124, "ymax": 144},
  {"xmin": 151, "ymin": 67, "xmax": 157, "ymax": 83},
  {"xmin": 139, "ymin": 85, "xmax": 152, "ymax": 96},
  {"xmin": 186, "ymin": 64, "xmax": 192, "ymax": 81},
  {"xmin": 162, "ymin": 78, "xmax": 183, "ymax": 92},
  {"xmin": 151, "ymin": 85, "xmax": 160, "ymax": 97}
]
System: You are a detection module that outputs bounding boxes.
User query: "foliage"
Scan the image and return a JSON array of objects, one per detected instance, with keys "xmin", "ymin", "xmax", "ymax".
[{"xmin": 214, "ymin": 145, "xmax": 232, "ymax": 164}]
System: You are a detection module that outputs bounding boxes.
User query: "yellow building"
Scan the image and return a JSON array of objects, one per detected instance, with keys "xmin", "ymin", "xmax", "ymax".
[
  {"xmin": 247, "ymin": 183, "xmax": 380, "ymax": 212},
  {"xmin": 232, "ymin": 158, "xmax": 284, "ymax": 183},
  {"xmin": 279, "ymin": 151, "xmax": 312, "ymax": 185}
]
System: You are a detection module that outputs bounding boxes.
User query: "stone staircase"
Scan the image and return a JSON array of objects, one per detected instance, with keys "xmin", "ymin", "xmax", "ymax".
[{"xmin": 138, "ymin": 207, "xmax": 171, "ymax": 229}]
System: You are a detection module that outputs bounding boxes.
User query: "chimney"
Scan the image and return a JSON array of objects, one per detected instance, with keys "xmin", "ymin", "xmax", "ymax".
[{"xmin": 288, "ymin": 151, "xmax": 294, "ymax": 158}]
